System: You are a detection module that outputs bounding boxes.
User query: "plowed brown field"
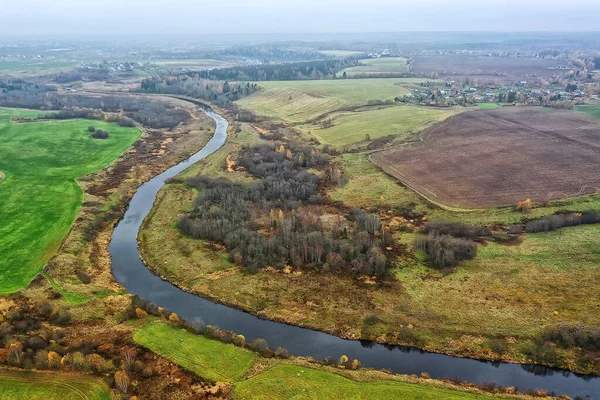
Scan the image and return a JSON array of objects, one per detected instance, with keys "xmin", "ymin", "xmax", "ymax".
[{"xmin": 372, "ymin": 107, "xmax": 600, "ymax": 208}]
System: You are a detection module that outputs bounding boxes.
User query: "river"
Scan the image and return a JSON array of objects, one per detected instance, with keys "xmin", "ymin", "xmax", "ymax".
[{"xmin": 110, "ymin": 105, "xmax": 600, "ymax": 399}]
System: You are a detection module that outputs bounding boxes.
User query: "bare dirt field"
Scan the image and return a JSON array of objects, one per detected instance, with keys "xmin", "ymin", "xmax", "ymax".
[
  {"xmin": 372, "ymin": 107, "xmax": 600, "ymax": 208},
  {"xmin": 411, "ymin": 55, "xmax": 571, "ymax": 81}
]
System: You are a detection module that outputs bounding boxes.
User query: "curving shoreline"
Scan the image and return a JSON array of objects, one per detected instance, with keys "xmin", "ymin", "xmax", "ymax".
[{"xmin": 110, "ymin": 105, "xmax": 600, "ymax": 399}]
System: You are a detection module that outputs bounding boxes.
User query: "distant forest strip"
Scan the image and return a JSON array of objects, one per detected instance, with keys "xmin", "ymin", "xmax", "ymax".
[
  {"xmin": 0, "ymin": 79, "xmax": 189, "ymax": 129},
  {"xmin": 191, "ymin": 58, "xmax": 358, "ymax": 81}
]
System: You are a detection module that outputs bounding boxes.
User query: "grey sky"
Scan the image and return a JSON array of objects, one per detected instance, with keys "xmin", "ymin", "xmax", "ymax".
[{"xmin": 1, "ymin": 0, "xmax": 598, "ymax": 37}]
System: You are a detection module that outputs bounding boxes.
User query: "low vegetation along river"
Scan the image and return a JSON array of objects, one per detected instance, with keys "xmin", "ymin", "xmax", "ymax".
[{"xmin": 110, "ymin": 105, "xmax": 600, "ymax": 399}]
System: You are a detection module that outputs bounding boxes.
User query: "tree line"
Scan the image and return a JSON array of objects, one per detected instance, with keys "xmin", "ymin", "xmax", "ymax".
[
  {"xmin": 178, "ymin": 143, "xmax": 390, "ymax": 277},
  {"xmin": 0, "ymin": 82, "xmax": 189, "ymax": 129},
  {"xmin": 140, "ymin": 76, "xmax": 257, "ymax": 106},
  {"xmin": 190, "ymin": 59, "xmax": 358, "ymax": 82}
]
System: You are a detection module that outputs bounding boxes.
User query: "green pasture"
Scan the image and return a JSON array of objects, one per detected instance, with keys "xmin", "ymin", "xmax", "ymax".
[{"xmin": 0, "ymin": 108, "xmax": 140, "ymax": 293}]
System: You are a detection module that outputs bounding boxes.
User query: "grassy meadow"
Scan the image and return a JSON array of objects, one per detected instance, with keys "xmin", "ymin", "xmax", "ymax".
[
  {"xmin": 477, "ymin": 103, "xmax": 502, "ymax": 109},
  {"xmin": 301, "ymin": 105, "xmax": 456, "ymax": 146},
  {"xmin": 233, "ymin": 364, "xmax": 496, "ymax": 400},
  {"xmin": 338, "ymin": 57, "xmax": 409, "ymax": 77},
  {"xmin": 134, "ymin": 323, "xmax": 514, "ymax": 400},
  {"xmin": 236, "ymin": 78, "xmax": 412, "ymax": 123},
  {"xmin": 576, "ymin": 104, "xmax": 600, "ymax": 119},
  {"xmin": 134, "ymin": 323, "xmax": 256, "ymax": 382},
  {"xmin": 0, "ymin": 108, "xmax": 140, "ymax": 293},
  {"xmin": 0, "ymin": 368, "xmax": 110, "ymax": 400},
  {"xmin": 0, "ymin": 60, "xmax": 77, "ymax": 75}
]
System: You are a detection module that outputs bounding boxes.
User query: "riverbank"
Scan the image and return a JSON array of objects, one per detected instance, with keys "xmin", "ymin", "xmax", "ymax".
[{"xmin": 133, "ymin": 320, "xmax": 545, "ymax": 400}]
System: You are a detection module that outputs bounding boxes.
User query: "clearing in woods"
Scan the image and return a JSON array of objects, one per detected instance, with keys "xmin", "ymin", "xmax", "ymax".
[
  {"xmin": 236, "ymin": 78, "xmax": 412, "ymax": 123},
  {"xmin": 372, "ymin": 107, "xmax": 600, "ymax": 208},
  {"xmin": 0, "ymin": 107, "xmax": 141, "ymax": 293},
  {"xmin": 0, "ymin": 368, "xmax": 110, "ymax": 400}
]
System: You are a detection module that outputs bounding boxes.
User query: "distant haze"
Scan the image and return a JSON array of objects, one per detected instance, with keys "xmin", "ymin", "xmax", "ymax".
[{"xmin": 1, "ymin": 0, "xmax": 599, "ymax": 37}]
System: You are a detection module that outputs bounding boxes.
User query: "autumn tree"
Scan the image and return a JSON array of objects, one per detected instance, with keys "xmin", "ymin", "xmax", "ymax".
[
  {"xmin": 7, "ymin": 341, "xmax": 23, "ymax": 366},
  {"xmin": 115, "ymin": 370, "xmax": 130, "ymax": 393},
  {"xmin": 135, "ymin": 308, "xmax": 148, "ymax": 319},
  {"xmin": 48, "ymin": 351, "xmax": 61, "ymax": 369},
  {"xmin": 516, "ymin": 199, "xmax": 532, "ymax": 213},
  {"xmin": 121, "ymin": 347, "xmax": 136, "ymax": 371}
]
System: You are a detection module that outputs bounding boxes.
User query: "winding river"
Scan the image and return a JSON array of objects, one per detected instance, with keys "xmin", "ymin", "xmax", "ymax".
[{"xmin": 110, "ymin": 105, "xmax": 600, "ymax": 399}]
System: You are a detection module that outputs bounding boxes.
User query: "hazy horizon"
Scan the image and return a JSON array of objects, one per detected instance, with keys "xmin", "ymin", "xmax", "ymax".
[{"xmin": 2, "ymin": 0, "xmax": 599, "ymax": 38}]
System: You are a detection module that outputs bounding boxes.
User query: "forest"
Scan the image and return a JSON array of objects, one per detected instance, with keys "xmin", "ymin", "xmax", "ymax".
[{"xmin": 178, "ymin": 143, "xmax": 390, "ymax": 276}]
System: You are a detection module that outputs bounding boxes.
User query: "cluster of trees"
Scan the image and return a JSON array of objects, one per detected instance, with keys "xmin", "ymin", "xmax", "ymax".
[
  {"xmin": 414, "ymin": 234, "xmax": 477, "ymax": 269},
  {"xmin": 178, "ymin": 144, "xmax": 389, "ymax": 277},
  {"xmin": 524, "ymin": 323, "xmax": 600, "ymax": 369},
  {"xmin": 0, "ymin": 79, "xmax": 39, "ymax": 93},
  {"xmin": 54, "ymin": 69, "xmax": 109, "ymax": 83},
  {"xmin": 0, "ymin": 83, "xmax": 188, "ymax": 129},
  {"xmin": 543, "ymin": 324, "xmax": 600, "ymax": 352},
  {"xmin": 192, "ymin": 59, "xmax": 357, "ymax": 81},
  {"xmin": 525, "ymin": 211, "xmax": 600, "ymax": 233},
  {"xmin": 140, "ymin": 76, "xmax": 257, "ymax": 106},
  {"xmin": 424, "ymin": 221, "xmax": 491, "ymax": 238},
  {"xmin": 0, "ymin": 300, "xmax": 171, "ymax": 396}
]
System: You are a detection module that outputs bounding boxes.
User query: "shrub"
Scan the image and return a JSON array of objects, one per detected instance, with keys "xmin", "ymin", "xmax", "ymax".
[
  {"xmin": 49, "ymin": 311, "xmax": 72, "ymax": 326},
  {"xmin": 232, "ymin": 334, "xmax": 245, "ymax": 347},
  {"xmin": 507, "ymin": 224, "xmax": 523, "ymax": 234},
  {"xmin": 363, "ymin": 313, "xmax": 380, "ymax": 326},
  {"xmin": 249, "ymin": 338, "xmax": 269, "ymax": 354},
  {"xmin": 274, "ymin": 347, "xmax": 290, "ymax": 359},
  {"xmin": 516, "ymin": 199, "xmax": 532, "ymax": 213},
  {"xmin": 116, "ymin": 116, "xmax": 136, "ymax": 127},
  {"xmin": 88, "ymin": 126, "xmax": 96, "ymax": 132},
  {"xmin": 135, "ymin": 308, "xmax": 148, "ymax": 319},
  {"xmin": 414, "ymin": 234, "xmax": 477, "ymax": 269},
  {"xmin": 40, "ymin": 302, "xmax": 53, "ymax": 317},
  {"xmin": 92, "ymin": 129, "xmax": 109, "ymax": 139}
]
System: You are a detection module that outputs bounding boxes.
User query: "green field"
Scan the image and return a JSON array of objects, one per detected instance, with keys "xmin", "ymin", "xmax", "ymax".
[
  {"xmin": 0, "ymin": 60, "xmax": 77, "ymax": 75},
  {"xmin": 0, "ymin": 108, "xmax": 140, "ymax": 293},
  {"xmin": 301, "ymin": 105, "xmax": 456, "ymax": 146},
  {"xmin": 477, "ymin": 103, "xmax": 502, "ymax": 109},
  {"xmin": 233, "ymin": 364, "xmax": 493, "ymax": 400},
  {"xmin": 134, "ymin": 323, "xmax": 509, "ymax": 399},
  {"xmin": 576, "ymin": 105, "xmax": 600, "ymax": 119},
  {"xmin": 134, "ymin": 323, "xmax": 256, "ymax": 382},
  {"xmin": 339, "ymin": 57, "xmax": 409, "ymax": 77},
  {"xmin": 236, "ymin": 79, "xmax": 412, "ymax": 123},
  {"xmin": 0, "ymin": 368, "xmax": 110, "ymax": 400}
]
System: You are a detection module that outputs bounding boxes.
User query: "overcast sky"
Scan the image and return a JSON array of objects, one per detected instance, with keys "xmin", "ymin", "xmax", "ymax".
[{"xmin": 1, "ymin": 0, "xmax": 598, "ymax": 37}]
